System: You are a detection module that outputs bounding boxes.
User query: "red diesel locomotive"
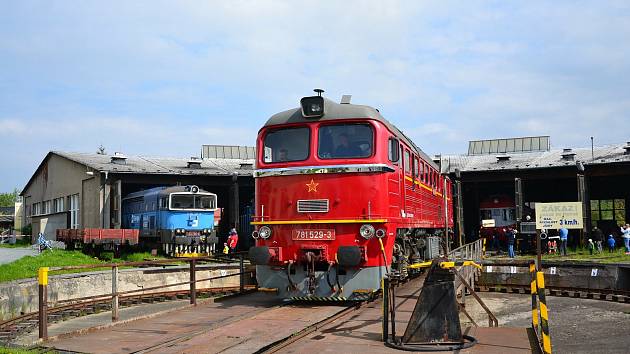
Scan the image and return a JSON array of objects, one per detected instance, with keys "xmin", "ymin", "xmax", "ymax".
[{"xmin": 248, "ymin": 91, "xmax": 453, "ymax": 300}]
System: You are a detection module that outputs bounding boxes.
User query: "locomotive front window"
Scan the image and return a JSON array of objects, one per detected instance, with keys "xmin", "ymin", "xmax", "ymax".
[
  {"xmin": 318, "ymin": 123, "xmax": 373, "ymax": 159},
  {"xmin": 263, "ymin": 127, "xmax": 310, "ymax": 163},
  {"xmin": 170, "ymin": 194, "xmax": 216, "ymax": 210}
]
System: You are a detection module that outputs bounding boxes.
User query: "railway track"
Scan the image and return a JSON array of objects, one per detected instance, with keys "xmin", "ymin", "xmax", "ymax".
[
  {"xmin": 0, "ymin": 285, "xmax": 255, "ymax": 344},
  {"xmin": 475, "ymin": 284, "xmax": 630, "ymax": 302}
]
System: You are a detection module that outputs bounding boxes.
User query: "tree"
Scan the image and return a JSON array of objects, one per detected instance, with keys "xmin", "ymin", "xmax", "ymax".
[{"xmin": 0, "ymin": 188, "xmax": 19, "ymax": 207}]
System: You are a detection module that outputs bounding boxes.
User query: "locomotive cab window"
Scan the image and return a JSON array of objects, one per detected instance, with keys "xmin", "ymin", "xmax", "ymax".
[
  {"xmin": 170, "ymin": 194, "xmax": 216, "ymax": 210},
  {"xmin": 388, "ymin": 138, "xmax": 399, "ymax": 163},
  {"xmin": 318, "ymin": 123, "xmax": 373, "ymax": 159},
  {"xmin": 263, "ymin": 127, "xmax": 310, "ymax": 163}
]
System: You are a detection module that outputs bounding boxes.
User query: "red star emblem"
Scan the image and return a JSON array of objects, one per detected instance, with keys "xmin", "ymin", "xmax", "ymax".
[{"xmin": 306, "ymin": 179, "xmax": 319, "ymax": 192}]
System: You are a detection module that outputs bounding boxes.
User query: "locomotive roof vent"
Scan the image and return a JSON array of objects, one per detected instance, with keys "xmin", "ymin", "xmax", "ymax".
[
  {"xmin": 187, "ymin": 157, "xmax": 202, "ymax": 169},
  {"xmin": 623, "ymin": 141, "xmax": 630, "ymax": 154},
  {"xmin": 340, "ymin": 95, "xmax": 352, "ymax": 104},
  {"xmin": 561, "ymin": 148, "xmax": 576, "ymax": 160},
  {"xmin": 111, "ymin": 152, "xmax": 128, "ymax": 165},
  {"xmin": 496, "ymin": 154, "xmax": 511, "ymax": 162},
  {"xmin": 300, "ymin": 88, "xmax": 325, "ymax": 119}
]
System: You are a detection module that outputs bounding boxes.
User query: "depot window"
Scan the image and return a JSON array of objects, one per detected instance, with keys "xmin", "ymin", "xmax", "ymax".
[
  {"xmin": 318, "ymin": 123, "xmax": 373, "ymax": 159},
  {"xmin": 263, "ymin": 127, "xmax": 310, "ymax": 163}
]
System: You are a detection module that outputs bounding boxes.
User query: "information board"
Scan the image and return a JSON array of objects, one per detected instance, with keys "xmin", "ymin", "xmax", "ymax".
[{"xmin": 535, "ymin": 202, "xmax": 583, "ymax": 230}]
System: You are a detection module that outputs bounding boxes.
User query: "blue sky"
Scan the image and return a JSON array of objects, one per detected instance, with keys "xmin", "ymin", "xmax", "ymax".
[{"xmin": 2, "ymin": 1, "xmax": 630, "ymax": 192}]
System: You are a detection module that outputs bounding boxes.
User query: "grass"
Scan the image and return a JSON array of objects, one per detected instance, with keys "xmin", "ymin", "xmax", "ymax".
[
  {"xmin": 0, "ymin": 237, "xmax": 32, "ymax": 248},
  {"xmin": 487, "ymin": 246, "xmax": 630, "ymax": 264},
  {"xmin": 0, "ymin": 250, "xmax": 167, "ymax": 283},
  {"xmin": 0, "ymin": 346, "xmax": 49, "ymax": 354}
]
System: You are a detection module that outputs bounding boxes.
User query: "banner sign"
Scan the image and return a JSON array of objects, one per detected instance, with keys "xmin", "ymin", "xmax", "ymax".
[{"xmin": 535, "ymin": 202, "xmax": 583, "ymax": 230}]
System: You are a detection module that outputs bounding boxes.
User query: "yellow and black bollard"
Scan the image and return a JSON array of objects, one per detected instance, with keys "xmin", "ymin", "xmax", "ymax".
[
  {"xmin": 38, "ymin": 267, "xmax": 49, "ymax": 340},
  {"xmin": 536, "ymin": 271, "xmax": 552, "ymax": 354},
  {"xmin": 530, "ymin": 262, "xmax": 539, "ymax": 334}
]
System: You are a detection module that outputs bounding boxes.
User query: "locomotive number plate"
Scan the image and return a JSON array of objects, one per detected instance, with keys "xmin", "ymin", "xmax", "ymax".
[{"xmin": 292, "ymin": 229, "xmax": 335, "ymax": 241}]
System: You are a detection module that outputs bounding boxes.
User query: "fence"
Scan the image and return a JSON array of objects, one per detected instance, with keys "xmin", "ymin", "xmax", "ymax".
[{"xmin": 36, "ymin": 253, "xmax": 251, "ymax": 340}]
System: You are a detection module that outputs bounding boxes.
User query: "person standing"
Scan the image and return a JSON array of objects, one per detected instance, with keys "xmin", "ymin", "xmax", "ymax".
[
  {"xmin": 506, "ymin": 227, "xmax": 516, "ymax": 258},
  {"xmin": 592, "ymin": 227, "xmax": 603, "ymax": 253},
  {"xmin": 559, "ymin": 227, "xmax": 569, "ymax": 256},
  {"xmin": 621, "ymin": 224, "xmax": 630, "ymax": 254},
  {"xmin": 607, "ymin": 234, "xmax": 616, "ymax": 253},
  {"xmin": 227, "ymin": 228, "xmax": 239, "ymax": 254}
]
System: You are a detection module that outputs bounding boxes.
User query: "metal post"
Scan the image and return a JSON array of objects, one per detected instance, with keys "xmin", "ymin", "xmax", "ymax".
[
  {"xmin": 190, "ymin": 259, "xmax": 196, "ymax": 305},
  {"xmin": 443, "ymin": 177, "xmax": 450, "ymax": 255},
  {"xmin": 38, "ymin": 267, "xmax": 48, "ymax": 340},
  {"xmin": 112, "ymin": 265, "xmax": 119, "ymax": 321},
  {"xmin": 536, "ymin": 230, "xmax": 542, "ymax": 271},
  {"xmin": 455, "ymin": 180, "xmax": 464, "ymax": 247},
  {"xmin": 239, "ymin": 253, "xmax": 245, "ymax": 293},
  {"xmin": 577, "ymin": 173, "xmax": 587, "ymax": 247},
  {"xmin": 382, "ymin": 276, "xmax": 389, "ymax": 342}
]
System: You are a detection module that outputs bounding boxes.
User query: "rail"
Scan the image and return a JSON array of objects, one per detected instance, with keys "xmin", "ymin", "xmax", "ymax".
[{"xmin": 35, "ymin": 252, "xmax": 251, "ymax": 341}]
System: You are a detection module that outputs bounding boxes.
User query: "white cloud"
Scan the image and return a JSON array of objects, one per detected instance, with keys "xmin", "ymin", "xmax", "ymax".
[{"xmin": 1, "ymin": 1, "xmax": 630, "ymax": 189}]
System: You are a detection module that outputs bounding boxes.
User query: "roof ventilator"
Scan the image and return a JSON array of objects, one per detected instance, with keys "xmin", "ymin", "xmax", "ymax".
[
  {"xmin": 111, "ymin": 152, "xmax": 127, "ymax": 165},
  {"xmin": 561, "ymin": 148, "xmax": 576, "ymax": 161},
  {"xmin": 496, "ymin": 155, "xmax": 511, "ymax": 162},
  {"xmin": 340, "ymin": 95, "xmax": 352, "ymax": 104},
  {"xmin": 187, "ymin": 157, "xmax": 202, "ymax": 169},
  {"xmin": 624, "ymin": 142, "xmax": 630, "ymax": 154}
]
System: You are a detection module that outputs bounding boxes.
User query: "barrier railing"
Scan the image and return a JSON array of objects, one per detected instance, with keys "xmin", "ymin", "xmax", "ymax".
[
  {"xmin": 529, "ymin": 261, "xmax": 552, "ymax": 354},
  {"xmin": 36, "ymin": 252, "xmax": 251, "ymax": 340},
  {"xmin": 448, "ymin": 238, "xmax": 484, "ymax": 262}
]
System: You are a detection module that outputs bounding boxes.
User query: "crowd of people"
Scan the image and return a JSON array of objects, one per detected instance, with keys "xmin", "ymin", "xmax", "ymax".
[{"xmin": 481, "ymin": 223, "xmax": 630, "ymax": 258}]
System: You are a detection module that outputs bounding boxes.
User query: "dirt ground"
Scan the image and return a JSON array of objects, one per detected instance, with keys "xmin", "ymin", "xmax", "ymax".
[{"xmin": 462, "ymin": 292, "xmax": 630, "ymax": 354}]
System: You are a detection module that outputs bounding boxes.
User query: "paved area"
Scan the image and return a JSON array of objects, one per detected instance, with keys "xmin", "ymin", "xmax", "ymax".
[
  {"xmin": 15, "ymin": 298, "xmax": 195, "ymax": 346},
  {"xmin": 277, "ymin": 276, "xmax": 533, "ymax": 354},
  {"xmin": 0, "ymin": 247, "xmax": 37, "ymax": 265},
  {"xmin": 46, "ymin": 292, "xmax": 321, "ymax": 353},
  {"xmin": 462, "ymin": 292, "xmax": 630, "ymax": 354}
]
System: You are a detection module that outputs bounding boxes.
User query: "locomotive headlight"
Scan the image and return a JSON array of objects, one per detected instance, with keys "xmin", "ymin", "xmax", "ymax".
[
  {"xmin": 258, "ymin": 226, "xmax": 272, "ymax": 239},
  {"xmin": 252, "ymin": 230, "xmax": 260, "ymax": 239},
  {"xmin": 376, "ymin": 228, "xmax": 386, "ymax": 238},
  {"xmin": 300, "ymin": 96, "xmax": 325, "ymax": 118},
  {"xmin": 359, "ymin": 224, "xmax": 375, "ymax": 239}
]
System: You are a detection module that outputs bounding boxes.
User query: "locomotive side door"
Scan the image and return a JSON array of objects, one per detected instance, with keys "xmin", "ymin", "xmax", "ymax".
[{"xmin": 400, "ymin": 146, "xmax": 408, "ymax": 218}]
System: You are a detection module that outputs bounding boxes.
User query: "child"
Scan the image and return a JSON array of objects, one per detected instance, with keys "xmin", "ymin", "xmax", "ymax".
[
  {"xmin": 587, "ymin": 239, "xmax": 594, "ymax": 255},
  {"xmin": 607, "ymin": 235, "xmax": 616, "ymax": 253}
]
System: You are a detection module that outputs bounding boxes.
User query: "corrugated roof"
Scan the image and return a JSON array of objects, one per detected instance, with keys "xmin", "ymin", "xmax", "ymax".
[
  {"xmin": 21, "ymin": 151, "xmax": 255, "ymax": 195},
  {"xmin": 442, "ymin": 142, "xmax": 630, "ymax": 173},
  {"xmin": 54, "ymin": 151, "xmax": 255, "ymax": 176}
]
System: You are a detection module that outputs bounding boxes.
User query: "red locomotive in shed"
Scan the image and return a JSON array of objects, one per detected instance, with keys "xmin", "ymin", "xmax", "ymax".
[{"xmin": 248, "ymin": 90, "xmax": 453, "ymax": 300}]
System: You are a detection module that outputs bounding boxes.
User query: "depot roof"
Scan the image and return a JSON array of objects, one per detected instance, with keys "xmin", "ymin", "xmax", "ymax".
[
  {"xmin": 441, "ymin": 142, "xmax": 630, "ymax": 173},
  {"xmin": 21, "ymin": 151, "xmax": 255, "ymax": 196}
]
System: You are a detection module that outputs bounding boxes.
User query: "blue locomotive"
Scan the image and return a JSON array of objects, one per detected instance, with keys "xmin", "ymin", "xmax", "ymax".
[{"xmin": 122, "ymin": 185, "xmax": 220, "ymax": 255}]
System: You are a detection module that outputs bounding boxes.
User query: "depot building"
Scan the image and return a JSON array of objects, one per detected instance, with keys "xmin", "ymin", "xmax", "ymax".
[
  {"xmin": 441, "ymin": 136, "xmax": 630, "ymax": 246},
  {"xmin": 19, "ymin": 146, "xmax": 255, "ymax": 248}
]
